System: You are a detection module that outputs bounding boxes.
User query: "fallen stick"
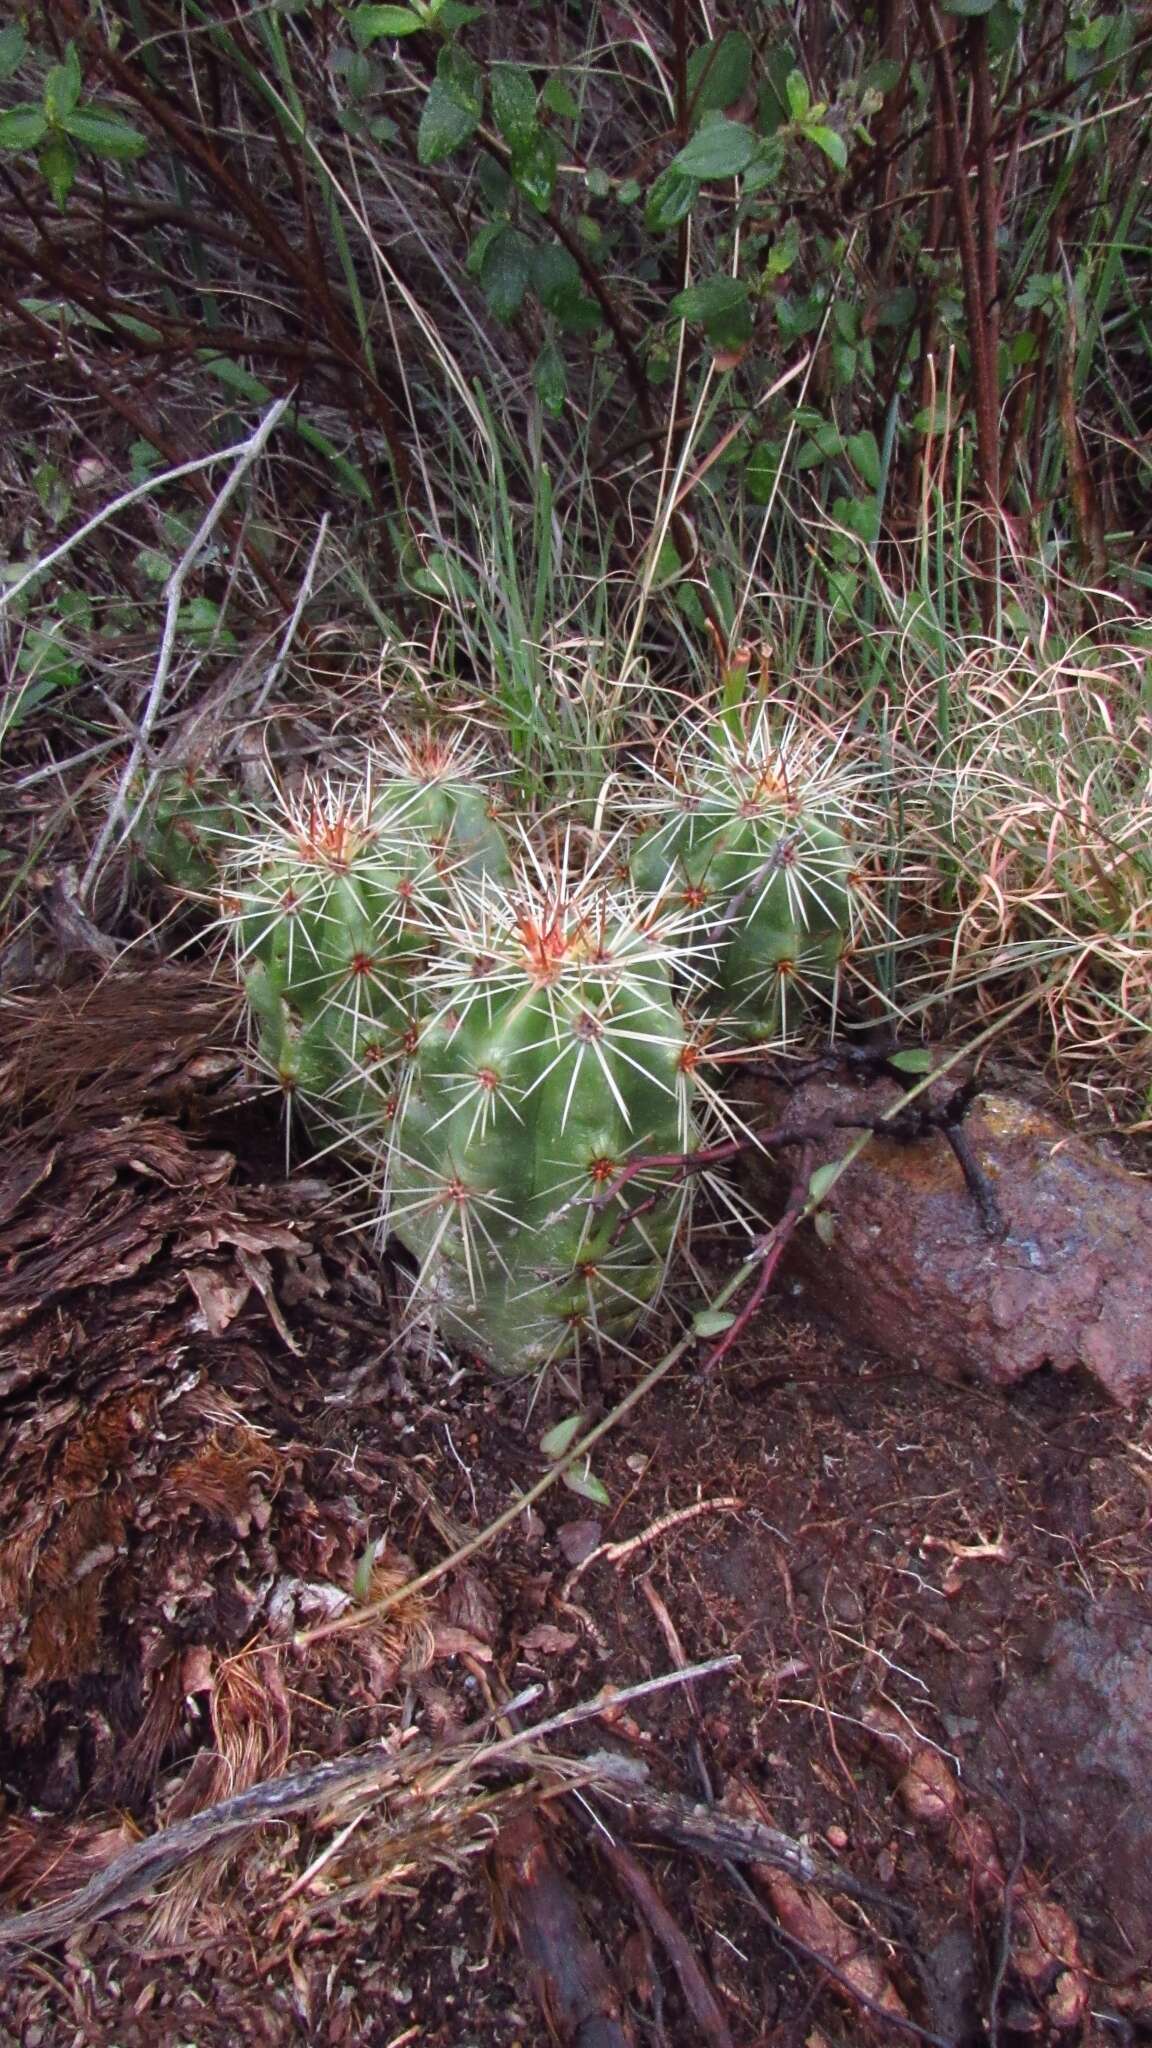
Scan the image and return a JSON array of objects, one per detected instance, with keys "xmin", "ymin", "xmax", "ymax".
[
  {"xmin": 725, "ymin": 1775, "xmax": 910, "ymax": 2037},
  {"xmin": 493, "ymin": 1811, "xmax": 634, "ymax": 2048},
  {"xmin": 591, "ymin": 1756, "xmax": 902, "ymax": 1917},
  {"xmin": 600, "ymin": 1839, "xmax": 734, "ymax": 2048},
  {"xmin": 0, "ymin": 1665, "xmax": 732, "ymax": 1951}
]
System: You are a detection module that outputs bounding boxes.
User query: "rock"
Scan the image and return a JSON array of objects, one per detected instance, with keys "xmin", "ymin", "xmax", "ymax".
[
  {"xmin": 743, "ymin": 1077, "xmax": 1152, "ymax": 1406},
  {"xmin": 991, "ymin": 1604, "xmax": 1152, "ymax": 1954}
]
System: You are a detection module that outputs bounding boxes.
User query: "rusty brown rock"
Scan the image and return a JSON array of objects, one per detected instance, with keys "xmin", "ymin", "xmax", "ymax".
[{"xmin": 743, "ymin": 1077, "xmax": 1152, "ymax": 1407}]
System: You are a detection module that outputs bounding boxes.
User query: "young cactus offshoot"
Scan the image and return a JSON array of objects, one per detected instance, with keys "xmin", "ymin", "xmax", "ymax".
[
  {"xmin": 629, "ymin": 707, "xmax": 871, "ymax": 1042},
  {"xmin": 135, "ymin": 762, "xmax": 245, "ymax": 895},
  {"xmin": 385, "ymin": 858, "xmax": 704, "ymax": 1374}
]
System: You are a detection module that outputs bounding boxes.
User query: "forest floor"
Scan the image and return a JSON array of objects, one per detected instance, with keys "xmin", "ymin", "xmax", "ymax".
[{"xmin": 0, "ymin": 977, "xmax": 1148, "ymax": 2048}]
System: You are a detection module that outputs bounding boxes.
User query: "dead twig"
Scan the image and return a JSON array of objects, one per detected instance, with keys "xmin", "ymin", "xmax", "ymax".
[
  {"xmin": 591, "ymin": 1758, "xmax": 905, "ymax": 1921},
  {"xmin": 726, "ymin": 1777, "xmax": 911, "ymax": 2039},
  {"xmin": 701, "ymin": 1144, "xmax": 814, "ymax": 1377},
  {"xmin": 0, "ymin": 1665, "xmax": 733, "ymax": 1951},
  {"xmin": 600, "ymin": 1839, "xmax": 734, "ymax": 2048},
  {"xmin": 562, "ymin": 1496, "xmax": 743, "ymax": 1597},
  {"xmin": 80, "ymin": 394, "xmax": 293, "ymax": 899}
]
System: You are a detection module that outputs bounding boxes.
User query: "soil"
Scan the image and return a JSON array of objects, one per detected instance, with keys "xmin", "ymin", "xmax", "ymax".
[{"xmin": 0, "ymin": 1007, "xmax": 1150, "ymax": 2047}]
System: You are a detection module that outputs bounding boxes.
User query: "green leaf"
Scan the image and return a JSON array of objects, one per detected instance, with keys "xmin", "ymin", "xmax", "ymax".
[
  {"xmin": 556, "ymin": 294, "xmax": 601, "ymax": 335},
  {"xmin": 887, "ymin": 1047, "xmax": 934, "ymax": 1073},
  {"xmin": 352, "ymin": 1538, "xmax": 380, "ymax": 1604},
  {"xmin": 686, "ymin": 30, "xmax": 752, "ymax": 119},
  {"xmin": 347, "ymin": 3, "xmax": 425, "ymax": 37},
  {"xmin": 129, "ymin": 438, "xmax": 163, "ymax": 482},
  {"xmin": 541, "ymin": 74, "xmax": 578, "ymax": 120},
  {"xmin": 562, "ymin": 1464, "xmax": 611, "ymax": 1507},
  {"xmin": 833, "ymin": 493, "xmax": 880, "ymax": 544},
  {"xmin": 0, "ymin": 106, "xmax": 48, "ymax": 150},
  {"xmin": 862, "ymin": 57, "xmax": 902, "ymax": 94},
  {"xmin": 63, "ymin": 105, "xmax": 150, "ymax": 159},
  {"xmin": 987, "ymin": 0, "xmax": 1024, "ymax": 54},
  {"xmin": 540, "ymin": 1413, "xmax": 585, "ymax": 1459},
  {"xmin": 534, "ymin": 338, "xmax": 567, "ymax": 416},
  {"xmin": 54, "ymin": 588, "xmax": 91, "ymax": 631},
  {"xmin": 807, "ymin": 1161, "xmax": 841, "ymax": 1206},
  {"xmin": 438, "ymin": 42, "xmax": 483, "ymax": 116},
  {"xmin": 806, "ymin": 123, "xmax": 846, "ymax": 170},
  {"xmin": 0, "ymin": 24, "xmax": 28, "ymax": 80},
  {"xmin": 669, "ymin": 273, "xmax": 752, "ymax": 348},
  {"xmin": 873, "ymin": 285, "xmax": 917, "ymax": 329},
  {"xmin": 764, "ymin": 222, "xmax": 800, "ymax": 276},
  {"xmin": 178, "ymin": 595, "xmax": 232, "ymax": 643},
  {"xmin": 466, "ymin": 219, "xmax": 502, "ymax": 275},
  {"xmin": 529, "ymin": 240, "xmax": 581, "ymax": 313},
  {"xmin": 940, "ymin": 0, "xmax": 997, "ymax": 13},
  {"xmin": 1, "ymin": 625, "xmax": 82, "ymax": 738},
  {"xmin": 785, "ymin": 68, "xmax": 810, "ymax": 122},
  {"xmin": 759, "ymin": 44, "xmax": 797, "ymax": 134},
  {"xmin": 44, "ymin": 44, "xmax": 83, "ymax": 124},
  {"xmin": 693, "ymin": 1308, "xmax": 736, "ymax": 1338},
  {"xmin": 669, "ymin": 275, "xmax": 748, "ymax": 323},
  {"xmin": 745, "ymin": 438, "xmax": 781, "ymax": 504},
  {"xmin": 32, "ymin": 461, "xmax": 71, "ymax": 524},
  {"xmin": 39, "ymin": 129, "xmax": 77, "ymax": 207},
  {"xmin": 417, "ymin": 77, "xmax": 478, "ymax": 162},
  {"xmin": 671, "ymin": 117, "xmax": 757, "ymax": 179},
  {"xmin": 478, "ymin": 223, "xmax": 530, "ymax": 321},
  {"xmin": 511, "ymin": 126, "xmax": 558, "ymax": 213},
  {"xmin": 435, "ymin": 1, "xmax": 484, "ymax": 27},
  {"xmin": 813, "ymin": 1208, "xmax": 837, "ymax": 1247},
  {"xmin": 644, "ymin": 166, "xmax": 700, "ymax": 231},
  {"xmin": 477, "ymin": 149, "xmax": 513, "ymax": 214},
  {"xmin": 584, "ymin": 164, "xmax": 610, "ymax": 199},
  {"xmin": 846, "ymin": 429, "xmax": 881, "ymax": 490},
  {"xmin": 491, "ymin": 63, "xmax": 536, "ymax": 151},
  {"xmin": 134, "ymin": 545, "xmax": 171, "ymax": 584}
]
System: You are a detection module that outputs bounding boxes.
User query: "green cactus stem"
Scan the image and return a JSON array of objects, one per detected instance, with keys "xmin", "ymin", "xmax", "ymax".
[
  {"xmin": 385, "ymin": 864, "xmax": 702, "ymax": 1373},
  {"xmin": 629, "ymin": 708, "xmax": 871, "ymax": 1042},
  {"xmin": 221, "ymin": 774, "xmax": 438, "ymax": 1132}
]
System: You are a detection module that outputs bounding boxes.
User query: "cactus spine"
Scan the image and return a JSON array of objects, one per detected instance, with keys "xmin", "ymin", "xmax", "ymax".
[
  {"xmin": 629, "ymin": 709, "xmax": 866, "ymax": 1041},
  {"xmin": 385, "ymin": 866, "xmax": 700, "ymax": 1373},
  {"xmin": 224, "ymin": 776, "xmax": 433, "ymax": 1134}
]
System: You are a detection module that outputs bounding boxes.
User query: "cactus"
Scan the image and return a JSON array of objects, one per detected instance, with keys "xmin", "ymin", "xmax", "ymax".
[
  {"xmin": 221, "ymin": 774, "xmax": 440, "ymax": 1135},
  {"xmin": 136, "ymin": 711, "xmax": 883, "ymax": 1378},
  {"xmin": 136, "ymin": 734, "xmax": 509, "ymax": 1138},
  {"xmin": 629, "ymin": 708, "xmax": 868, "ymax": 1042},
  {"xmin": 136, "ymin": 763, "xmax": 246, "ymax": 894},
  {"xmin": 369, "ymin": 727, "xmax": 511, "ymax": 884},
  {"xmin": 384, "ymin": 863, "xmax": 701, "ymax": 1373}
]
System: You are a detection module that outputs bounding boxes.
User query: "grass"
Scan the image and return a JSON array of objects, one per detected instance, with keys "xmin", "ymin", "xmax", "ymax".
[{"xmin": 1, "ymin": 0, "xmax": 1149, "ymax": 1126}]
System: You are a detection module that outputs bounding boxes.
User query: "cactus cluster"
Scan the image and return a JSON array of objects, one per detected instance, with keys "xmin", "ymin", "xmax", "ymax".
[{"xmin": 142, "ymin": 709, "xmax": 870, "ymax": 1376}]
